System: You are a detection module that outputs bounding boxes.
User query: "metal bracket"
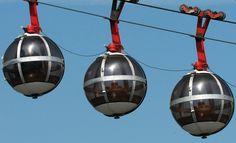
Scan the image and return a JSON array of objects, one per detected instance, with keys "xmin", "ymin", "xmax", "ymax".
[
  {"xmin": 180, "ymin": 4, "xmax": 200, "ymax": 16},
  {"xmin": 180, "ymin": 4, "xmax": 226, "ymax": 71},
  {"xmin": 107, "ymin": 0, "xmax": 140, "ymax": 52},
  {"xmin": 24, "ymin": 0, "xmax": 41, "ymax": 34},
  {"xmin": 107, "ymin": 0, "xmax": 126, "ymax": 52},
  {"xmin": 180, "ymin": 4, "xmax": 226, "ymax": 20},
  {"xmin": 204, "ymin": 10, "xmax": 226, "ymax": 21}
]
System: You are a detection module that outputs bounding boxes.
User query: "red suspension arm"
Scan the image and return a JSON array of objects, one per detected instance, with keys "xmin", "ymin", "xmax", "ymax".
[
  {"xmin": 107, "ymin": 0, "xmax": 125, "ymax": 52},
  {"xmin": 180, "ymin": 4, "xmax": 226, "ymax": 71},
  {"xmin": 194, "ymin": 12, "xmax": 210, "ymax": 71},
  {"xmin": 26, "ymin": 0, "xmax": 41, "ymax": 34},
  {"xmin": 108, "ymin": 20, "xmax": 123, "ymax": 52}
]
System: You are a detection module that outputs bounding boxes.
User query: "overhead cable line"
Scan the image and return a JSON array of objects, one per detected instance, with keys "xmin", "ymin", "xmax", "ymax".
[
  {"xmin": 208, "ymin": 68, "xmax": 236, "ymax": 89},
  {"xmin": 41, "ymin": 31, "xmax": 105, "ymax": 57},
  {"xmin": 124, "ymin": 51, "xmax": 192, "ymax": 72},
  {"xmin": 58, "ymin": 45, "xmax": 104, "ymax": 57},
  {"xmin": 29, "ymin": 1, "xmax": 236, "ymax": 78},
  {"xmin": 120, "ymin": 0, "xmax": 236, "ymax": 25},
  {"xmin": 34, "ymin": 0, "xmax": 236, "ymax": 47}
]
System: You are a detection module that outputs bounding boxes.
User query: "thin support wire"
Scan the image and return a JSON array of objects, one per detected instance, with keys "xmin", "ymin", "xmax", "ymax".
[
  {"xmin": 124, "ymin": 51, "xmax": 192, "ymax": 72},
  {"xmin": 41, "ymin": 31, "xmax": 105, "ymax": 57},
  {"xmin": 33, "ymin": 0, "xmax": 236, "ymax": 47}
]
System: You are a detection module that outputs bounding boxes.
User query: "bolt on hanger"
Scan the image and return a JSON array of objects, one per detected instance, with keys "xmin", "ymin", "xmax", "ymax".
[{"xmin": 180, "ymin": 4, "xmax": 225, "ymax": 71}]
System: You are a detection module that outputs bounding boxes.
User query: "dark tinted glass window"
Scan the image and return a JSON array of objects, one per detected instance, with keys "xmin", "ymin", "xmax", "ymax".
[
  {"xmin": 44, "ymin": 37, "xmax": 64, "ymax": 58},
  {"xmin": 193, "ymin": 99, "xmax": 221, "ymax": 122},
  {"xmin": 192, "ymin": 73, "xmax": 221, "ymax": 95},
  {"xmin": 214, "ymin": 74, "xmax": 233, "ymax": 96},
  {"xmin": 4, "ymin": 38, "xmax": 20, "ymax": 62},
  {"xmin": 104, "ymin": 55, "xmax": 132, "ymax": 76},
  {"xmin": 132, "ymin": 81, "xmax": 147, "ymax": 104},
  {"xmin": 105, "ymin": 80, "xmax": 131, "ymax": 102},
  {"xmin": 171, "ymin": 74, "xmax": 191, "ymax": 100},
  {"xmin": 84, "ymin": 83, "xmax": 106, "ymax": 107},
  {"xmin": 84, "ymin": 57, "xmax": 103, "ymax": 81},
  {"xmin": 171, "ymin": 102, "xmax": 193, "ymax": 126},
  {"xmin": 48, "ymin": 62, "xmax": 64, "ymax": 84},
  {"xmin": 220, "ymin": 100, "xmax": 234, "ymax": 124},
  {"xmin": 3, "ymin": 64, "xmax": 22, "ymax": 86},
  {"xmin": 127, "ymin": 55, "xmax": 146, "ymax": 78},
  {"xmin": 133, "ymin": 81, "xmax": 147, "ymax": 98},
  {"xmin": 21, "ymin": 61, "xmax": 48, "ymax": 82},
  {"xmin": 20, "ymin": 36, "xmax": 48, "ymax": 57}
]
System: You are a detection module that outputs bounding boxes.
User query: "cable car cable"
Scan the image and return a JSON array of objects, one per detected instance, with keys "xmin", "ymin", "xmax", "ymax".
[
  {"xmin": 41, "ymin": 31, "xmax": 105, "ymax": 57},
  {"xmin": 208, "ymin": 68, "xmax": 236, "ymax": 89},
  {"xmin": 124, "ymin": 51, "xmax": 192, "ymax": 72},
  {"xmin": 119, "ymin": 0, "xmax": 236, "ymax": 25},
  {"xmin": 33, "ymin": 0, "xmax": 236, "ymax": 47}
]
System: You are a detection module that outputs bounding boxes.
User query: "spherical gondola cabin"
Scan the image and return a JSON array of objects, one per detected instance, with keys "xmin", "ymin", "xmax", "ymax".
[
  {"xmin": 170, "ymin": 70, "xmax": 234, "ymax": 138},
  {"xmin": 84, "ymin": 52, "xmax": 147, "ymax": 119},
  {"xmin": 3, "ymin": 33, "xmax": 65, "ymax": 99}
]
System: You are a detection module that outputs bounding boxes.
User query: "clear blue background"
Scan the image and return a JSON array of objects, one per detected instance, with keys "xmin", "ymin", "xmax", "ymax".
[{"xmin": 0, "ymin": 0, "xmax": 236, "ymax": 143}]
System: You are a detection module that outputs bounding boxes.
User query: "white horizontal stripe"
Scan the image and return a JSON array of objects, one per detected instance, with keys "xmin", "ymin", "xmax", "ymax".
[
  {"xmin": 84, "ymin": 75, "xmax": 146, "ymax": 87},
  {"xmin": 3, "ymin": 56, "xmax": 64, "ymax": 67},
  {"xmin": 170, "ymin": 94, "xmax": 234, "ymax": 106}
]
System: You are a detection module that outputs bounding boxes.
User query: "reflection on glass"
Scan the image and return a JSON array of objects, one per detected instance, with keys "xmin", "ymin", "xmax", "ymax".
[
  {"xmin": 49, "ymin": 62, "xmax": 64, "ymax": 84},
  {"xmin": 171, "ymin": 102, "xmax": 193, "ymax": 126},
  {"xmin": 84, "ymin": 57, "xmax": 103, "ymax": 81},
  {"xmin": 44, "ymin": 37, "xmax": 64, "ymax": 58},
  {"xmin": 106, "ymin": 80, "xmax": 130, "ymax": 102},
  {"xmin": 194, "ymin": 99, "xmax": 221, "ymax": 122},
  {"xmin": 21, "ymin": 61, "xmax": 48, "ymax": 82},
  {"xmin": 127, "ymin": 55, "xmax": 146, "ymax": 77},
  {"xmin": 192, "ymin": 73, "xmax": 220, "ymax": 95},
  {"xmin": 214, "ymin": 74, "xmax": 233, "ymax": 96},
  {"xmin": 104, "ymin": 55, "xmax": 132, "ymax": 76},
  {"xmin": 20, "ymin": 36, "xmax": 47, "ymax": 57},
  {"xmin": 220, "ymin": 100, "xmax": 234, "ymax": 124},
  {"xmin": 3, "ymin": 64, "xmax": 22, "ymax": 86},
  {"xmin": 4, "ymin": 38, "xmax": 19, "ymax": 62},
  {"xmin": 171, "ymin": 74, "xmax": 191, "ymax": 100}
]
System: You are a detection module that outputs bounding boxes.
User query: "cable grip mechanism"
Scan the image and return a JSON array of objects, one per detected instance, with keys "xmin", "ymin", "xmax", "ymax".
[
  {"xmin": 107, "ymin": 0, "xmax": 139, "ymax": 52},
  {"xmin": 180, "ymin": 4, "xmax": 226, "ymax": 71}
]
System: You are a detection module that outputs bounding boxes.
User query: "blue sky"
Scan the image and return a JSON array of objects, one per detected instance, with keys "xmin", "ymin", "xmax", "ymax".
[{"xmin": 0, "ymin": 0, "xmax": 236, "ymax": 143}]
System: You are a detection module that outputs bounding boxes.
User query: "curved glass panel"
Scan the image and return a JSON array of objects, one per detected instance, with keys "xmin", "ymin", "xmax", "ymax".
[
  {"xmin": 192, "ymin": 73, "xmax": 221, "ymax": 95},
  {"xmin": 21, "ymin": 61, "xmax": 48, "ymax": 82},
  {"xmin": 126, "ymin": 55, "xmax": 146, "ymax": 78},
  {"xmin": 3, "ymin": 64, "xmax": 22, "ymax": 87},
  {"xmin": 193, "ymin": 99, "xmax": 221, "ymax": 122},
  {"xmin": 84, "ymin": 57, "xmax": 103, "ymax": 81},
  {"xmin": 220, "ymin": 100, "xmax": 234, "ymax": 124},
  {"xmin": 43, "ymin": 36, "xmax": 64, "ymax": 58},
  {"xmin": 48, "ymin": 62, "xmax": 64, "ymax": 84},
  {"xmin": 104, "ymin": 55, "xmax": 132, "ymax": 76},
  {"xmin": 214, "ymin": 74, "xmax": 233, "ymax": 96},
  {"xmin": 171, "ymin": 74, "xmax": 191, "ymax": 100},
  {"xmin": 4, "ymin": 37, "xmax": 20, "ymax": 62},
  {"xmin": 84, "ymin": 83, "xmax": 106, "ymax": 107},
  {"xmin": 170, "ymin": 102, "xmax": 193, "ymax": 126},
  {"xmin": 105, "ymin": 80, "xmax": 131, "ymax": 102},
  {"xmin": 20, "ymin": 36, "xmax": 48, "ymax": 57},
  {"xmin": 132, "ymin": 81, "xmax": 147, "ymax": 104}
]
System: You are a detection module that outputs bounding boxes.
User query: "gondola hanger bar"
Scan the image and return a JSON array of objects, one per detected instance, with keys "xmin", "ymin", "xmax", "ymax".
[
  {"xmin": 180, "ymin": 4, "xmax": 225, "ymax": 71},
  {"xmin": 107, "ymin": 0, "xmax": 139, "ymax": 52},
  {"xmin": 24, "ymin": 0, "xmax": 41, "ymax": 33}
]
